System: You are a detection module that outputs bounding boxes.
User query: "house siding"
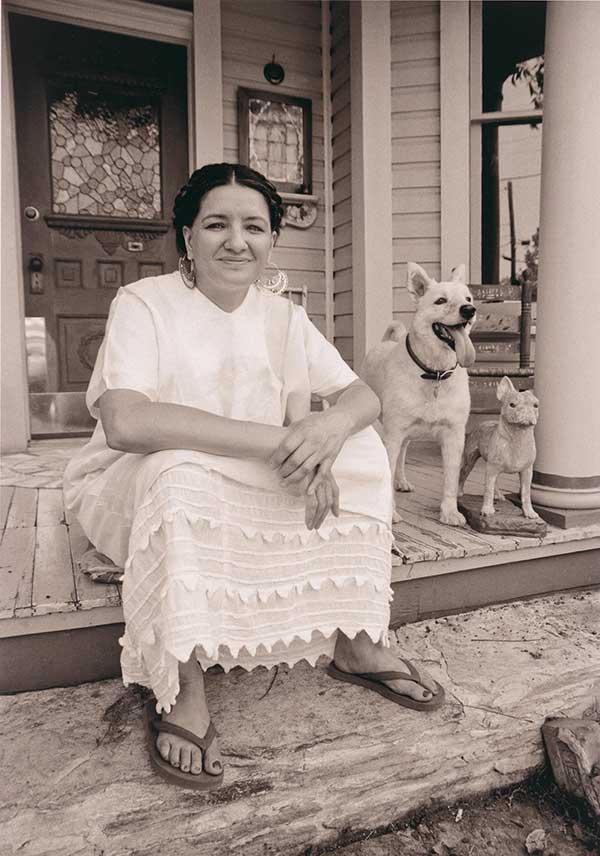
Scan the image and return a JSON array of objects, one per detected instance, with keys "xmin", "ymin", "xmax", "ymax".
[
  {"xmin": 391, "ymin": 0, "xmax": 441, "ymax": 325},
  {"xmin": 220, "ymin": 0, "xmax": 327, "ymax": 331},
  {"xmin": 330, "ymin": 0, "xmax": 353, "ymax": 365}
]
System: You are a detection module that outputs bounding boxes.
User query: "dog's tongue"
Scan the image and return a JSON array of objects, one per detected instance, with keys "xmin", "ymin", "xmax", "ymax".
[{"xmin": 450, "ymin": 325, "xmax": 476, "ymax": 367}]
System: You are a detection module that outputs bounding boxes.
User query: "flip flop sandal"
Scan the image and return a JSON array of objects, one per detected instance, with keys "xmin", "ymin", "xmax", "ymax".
[
  {"xmin": 144, "ymin": 699, "xmax": 224, "ymax": 790},
  {"xmin": 326, "ymin": 660, "xmax": 445, "ymax": 711}
]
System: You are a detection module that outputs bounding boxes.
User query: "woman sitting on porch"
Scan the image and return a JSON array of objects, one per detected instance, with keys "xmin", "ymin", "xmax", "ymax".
[{"xmin": 63, "ymin": 162, "xmax": 443, "ymax": 790}]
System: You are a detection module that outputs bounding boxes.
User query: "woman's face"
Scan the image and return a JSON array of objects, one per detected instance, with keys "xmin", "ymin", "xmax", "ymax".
[{"xmin": 183, "ymin": 182, "xmax": 274, "ymax": 295}]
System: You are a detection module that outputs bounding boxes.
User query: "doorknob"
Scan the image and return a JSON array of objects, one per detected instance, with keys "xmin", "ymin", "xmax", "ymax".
[
  {"xmin": 24, "ymin": 206, "xmax": 40, "ymax": 221},
  {"xmin": 28, "ymin": 255, "xmax": 44, "ymax": 294}
]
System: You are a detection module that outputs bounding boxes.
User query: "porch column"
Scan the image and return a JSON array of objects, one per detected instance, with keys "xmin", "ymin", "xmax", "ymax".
[
  {"xmin": 530, "ymin": 1, "xmax": 600, "ymax": 522},
  {"xmin": 192, "ymin": 0, "xmax": 223, "ymax": 165},
  {"xmin": 350, "ymin": 0, "xmax": 393, "ymax": 368}
]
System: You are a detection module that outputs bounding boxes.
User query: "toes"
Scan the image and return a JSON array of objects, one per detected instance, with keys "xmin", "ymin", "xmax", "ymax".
[
  {"xmin": 169, "ymin": 744, "xmax": 181, "ymax": 769},
  {"xmin": 190, "ymin": 747, "xmax": 203, "ymax": 775},
  {"xmin": 385, "ymin": 679, "xmax": 427, "ymax": 700},
  {"xmin": 157, "ymin": 735, "xmax": 171, "ymax": 762},
  {"xmin": 179, "ymin": 746, "xmax": 192, "ymax": 773},
  {"xmin": 396, "ymin": 658, "xmax": 438, "ymax": 696},
  {"xmin": 204, "ymin": 741, "xmax": 223, "ymax": 777}
]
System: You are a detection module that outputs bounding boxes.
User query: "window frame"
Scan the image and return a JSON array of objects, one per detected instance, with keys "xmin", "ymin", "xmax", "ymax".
[
  {"xmin": 440, "ymin": 1, "xmax": 544, "ymax": 285},
  {"xmin": 237, "ymin": 86, "xmax": 313, "ymax": 195}
]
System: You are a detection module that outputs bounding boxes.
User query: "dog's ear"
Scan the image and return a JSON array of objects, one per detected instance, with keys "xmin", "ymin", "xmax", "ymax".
[
  {"xmin": 450, "ymin": 264, "xmax": 466, "ymax": 284},
  {"xmin": 497, "ymin": 376, "xmax": 516, "ymax": 401},
  {"xmin": 407, "ymin": 262, "xmax": 431, "ymax": 298}
]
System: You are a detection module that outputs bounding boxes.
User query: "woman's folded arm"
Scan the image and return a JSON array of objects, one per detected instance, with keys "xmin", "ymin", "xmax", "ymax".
[{"xmin": 99, "ymin": 388, "xmax": 287, "ymax": 460}]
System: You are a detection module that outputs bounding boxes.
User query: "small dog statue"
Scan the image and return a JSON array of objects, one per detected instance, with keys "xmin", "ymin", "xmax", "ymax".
[{"xmin": 459, "ymin": 376, "xmax": 540, "ymax": 518}]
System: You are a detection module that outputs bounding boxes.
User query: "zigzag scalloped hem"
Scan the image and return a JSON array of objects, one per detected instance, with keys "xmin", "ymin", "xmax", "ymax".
[
  {"xmin": 126, "ymin": 504, "xmax": 392, "ymax": 565},
  {"xmin": 128, "ymin": 572, "xmax": 394, "ymax": 607},
  {"xmin": 121, "ymin": 624, "xmax": 389, "ymax": 714}
]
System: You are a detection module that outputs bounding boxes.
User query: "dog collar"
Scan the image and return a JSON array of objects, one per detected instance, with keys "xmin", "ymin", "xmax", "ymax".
[{"xmin": 405, "ymin": 335, "xmax": 457, "ymax": 381}]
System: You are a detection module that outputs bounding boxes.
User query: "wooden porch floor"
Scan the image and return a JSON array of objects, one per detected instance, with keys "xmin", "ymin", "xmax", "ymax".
[{"xmin": 1, "ymin": 439, "xmax": 600, "ymax": 641}]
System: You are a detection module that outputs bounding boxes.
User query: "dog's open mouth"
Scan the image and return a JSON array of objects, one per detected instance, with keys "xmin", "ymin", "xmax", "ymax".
[{"xmin": 432, "ymin": 321, "xmax": 476, "ymax": 367}]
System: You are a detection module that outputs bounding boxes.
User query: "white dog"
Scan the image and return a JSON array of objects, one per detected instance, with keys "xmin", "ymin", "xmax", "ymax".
[{"xmin": 361, "ymin": 262, "xmax": 477, "ymax": 526}]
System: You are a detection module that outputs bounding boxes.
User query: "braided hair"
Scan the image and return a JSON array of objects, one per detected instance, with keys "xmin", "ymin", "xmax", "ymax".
[{"xmin": 173, "ymin": 163, "xmax": 285, "ymax": 255}]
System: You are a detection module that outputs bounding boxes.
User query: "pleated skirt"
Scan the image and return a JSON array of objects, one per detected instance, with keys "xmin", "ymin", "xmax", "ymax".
[{"xmin": 73, "ymin": 456, "xmax": 393, "ymax": 713}]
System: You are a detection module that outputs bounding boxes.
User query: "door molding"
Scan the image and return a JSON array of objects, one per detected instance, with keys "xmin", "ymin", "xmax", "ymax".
[
  {"xmin": 4, "ymin": 0, "xmax": 193, "ymax": 43},
  {"xmin": 1, "ymin": 13, "xmax": 29, "ymax": 451}
]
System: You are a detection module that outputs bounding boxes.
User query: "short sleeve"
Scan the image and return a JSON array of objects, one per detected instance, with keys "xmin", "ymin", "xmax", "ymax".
[
  {"xmin": 297, "ymin": 306, "xmax": 358, "ymax": 397},
  {"xmin": 86, "ymin": 289, "xmax": 159, "ymax": 418}
]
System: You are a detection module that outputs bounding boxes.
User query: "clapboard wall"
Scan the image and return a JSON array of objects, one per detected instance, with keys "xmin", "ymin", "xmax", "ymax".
[
  {"xmin": 220, "ymin": 0, "xmax": 327, "ymax": 332},
  {"xmin": 391, "ymin": 0, "xmax": 441, "ymax": 326},
  {"xmin": 330, "ymin": 1, "xmax": 353, "ymax": 365}
]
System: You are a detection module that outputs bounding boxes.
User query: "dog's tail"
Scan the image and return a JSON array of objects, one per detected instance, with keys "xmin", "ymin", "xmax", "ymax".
[{"xmin": 382, "ymin": 321, "xmax": 406, "ymax": 343}]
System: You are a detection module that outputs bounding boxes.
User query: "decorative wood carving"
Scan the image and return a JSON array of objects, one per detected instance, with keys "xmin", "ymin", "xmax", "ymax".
[
  {"xmin": 98, "ymin": 260, "xmax": 124, "ymax": 289},
  {"xmin": 76, "ymin": 331, "xmax": 105, "ymax": 372},
  {"xmin": 55, "ymin": 259, "xmax": 82, "ymax": 288},
  {"xmin": 280, "ymin": 193, "xmax": 318, "ymax": 230},
  {"xmin": 58, "ymin": 315, "xmax": 107, "ymax": 388},
  {"xmin": 139, "ymin": 262, "xmax": 164, "ymax": 278},
  {"xmin": 46, "ymin": 215, "xmax": 169, "ymax": 255}
]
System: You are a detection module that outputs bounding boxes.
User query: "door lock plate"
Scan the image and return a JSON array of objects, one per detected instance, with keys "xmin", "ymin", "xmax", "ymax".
[{"xmin": 28, "ymin": 255, "xmax": 44, "ymax": 294}]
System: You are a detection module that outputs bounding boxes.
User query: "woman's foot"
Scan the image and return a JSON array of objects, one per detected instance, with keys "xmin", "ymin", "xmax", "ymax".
[
  {"xmin": 156, "ymin": 655, "xmax": 223, "ymax": 776},
  {"xmin": 333, "ymin": 631, "xmax": 439, "ymax": 703}
]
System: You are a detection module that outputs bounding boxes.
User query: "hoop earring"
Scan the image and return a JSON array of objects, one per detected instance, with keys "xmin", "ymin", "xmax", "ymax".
[
  {"xmin": 179, "ymin": 256, "xmax": 196, "ymax": 289},
  {"xmin": 254, "ymin": 263, "xmax": 288, "ymax": 296}
]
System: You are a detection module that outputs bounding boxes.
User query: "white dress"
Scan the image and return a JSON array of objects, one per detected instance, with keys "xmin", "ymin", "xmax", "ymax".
[{"xmin": 64, "ymin": 272, "xmax": 394, "ymax": 712}]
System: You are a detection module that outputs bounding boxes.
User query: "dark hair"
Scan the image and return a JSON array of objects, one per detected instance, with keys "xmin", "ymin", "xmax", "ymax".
[{"xmin": 173, "ymin": 163, "xmax": 285, "ymax": 255}]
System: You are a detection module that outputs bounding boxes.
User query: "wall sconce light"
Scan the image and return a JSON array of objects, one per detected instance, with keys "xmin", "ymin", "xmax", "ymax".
[{"xmin": 263, "ymin": 55, "xmax": 285, "ymax": 85}]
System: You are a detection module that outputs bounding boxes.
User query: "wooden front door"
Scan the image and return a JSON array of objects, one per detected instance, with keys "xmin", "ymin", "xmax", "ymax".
[{"xmin": 10, "ymin": 14, "xmax": 188, "ymax": 435}]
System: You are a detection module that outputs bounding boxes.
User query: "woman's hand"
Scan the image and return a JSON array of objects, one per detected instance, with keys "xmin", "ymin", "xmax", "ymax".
[
  {"xmin": 277, "ymin": 463, "xmax": 340, "ymax": 530},
  {"xmin": 304, "ymin": 467, "xmax": 340, "ymax": 530},
  {"xmin": 269, "ymin": 409, "xmax": 353, "ymax": 486}
]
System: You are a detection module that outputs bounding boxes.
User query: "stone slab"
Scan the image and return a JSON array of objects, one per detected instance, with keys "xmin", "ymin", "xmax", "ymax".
[
  {"xmin": 524, "ymin": 500, "xmax": 600, "ymax": 530},
  {"xmin": 459, "ymin": 493, "xmax": 548, "ymax": 538},
  {"xmin": 1, "ymin": 590, "xmax": 600, "ymax": 856}
]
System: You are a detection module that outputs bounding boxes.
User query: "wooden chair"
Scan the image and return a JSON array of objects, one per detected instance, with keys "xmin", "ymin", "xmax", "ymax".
[
  {"xmin": 284, "ymin": 283, "xmax": 308, "ymax": 309},
  {"xmin": 468, "ymin": 281, "xmax": 535, "ymax": 415}
]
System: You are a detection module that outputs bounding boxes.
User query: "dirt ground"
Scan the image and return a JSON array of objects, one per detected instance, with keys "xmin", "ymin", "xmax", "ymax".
[{"xmin": 307, "ymin": 770, "xmax": 600, "ymax": 856}]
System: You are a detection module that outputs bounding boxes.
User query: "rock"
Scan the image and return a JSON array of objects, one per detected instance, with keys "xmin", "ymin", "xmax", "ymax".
[
  {"xmin": 542, "ymin": 716, "xmax": 600, "ymax": 816},
  {"xmin": 1, "ymin": 592, "xmax": 599, "ymax": 855},
  {"xmin": 458, "ymin": 494, "xmax": 548, "ymax": 537},
  {"xmin": 525, "ymin": 828, "xmax": 547, "ymax": 853}
]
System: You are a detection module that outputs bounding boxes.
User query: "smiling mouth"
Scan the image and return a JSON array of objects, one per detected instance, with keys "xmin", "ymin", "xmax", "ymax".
[{"xmin": 432, "ymin": 321, "xmax": 468, "ymax": 351}]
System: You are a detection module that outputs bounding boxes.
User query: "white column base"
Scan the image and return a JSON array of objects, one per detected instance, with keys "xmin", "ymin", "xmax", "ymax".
[{"xmin": 530, "ymin": 484, "xmax": 600, "ymax": 511}]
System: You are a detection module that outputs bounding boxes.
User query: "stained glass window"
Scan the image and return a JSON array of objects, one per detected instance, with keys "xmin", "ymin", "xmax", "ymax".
[
  {"xmin": 49, "ymin": 87, "xmax": 161, "ymax": 219},
  {"xmin": 248, "ymin": 98, "xmax": 304, "ymax": 186}
]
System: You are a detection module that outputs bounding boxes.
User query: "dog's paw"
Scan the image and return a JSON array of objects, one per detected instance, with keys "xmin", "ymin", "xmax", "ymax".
[
  {"xmin": 481, "ymin": 506, "xmax": 495, "ymax": 517},
  {"xmin": 495, "ymin": 489, "xmax": 506, "ymax": 502},
  {"xmin": 522, "ymin": 506, "xmax": 541, "ymax": 520},
  {"xmin": 392, "ymin": 509, "xmax": 403, "ymax": 525},
  {"xmin": 440, "ymin": 506, "xmax": 466, "ymax": 527},
  {"xmin": 395, "ymin": 478, "xmax": 414, "ymax": 492}
]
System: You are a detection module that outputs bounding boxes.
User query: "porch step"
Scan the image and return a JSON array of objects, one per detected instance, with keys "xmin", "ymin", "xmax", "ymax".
[
  {"xmin": 2, "ymin": 439, "xmax": 600, "ymax": 693},
  {"xmin": 1, "ymin": 590, "xmax": 599, "ymax": 856}
]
